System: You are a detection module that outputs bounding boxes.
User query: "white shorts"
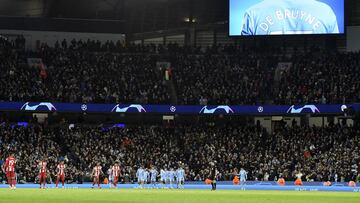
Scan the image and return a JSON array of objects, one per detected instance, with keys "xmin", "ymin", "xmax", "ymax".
[{"xmin": 177, "ymin": 178, "xmax": 184, "ymax": 182}]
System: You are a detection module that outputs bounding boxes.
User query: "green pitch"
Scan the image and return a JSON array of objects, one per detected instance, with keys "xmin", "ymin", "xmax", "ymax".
[{"xmin": 0, "ymin": 189, "xmax": 359, "ymax": 203}]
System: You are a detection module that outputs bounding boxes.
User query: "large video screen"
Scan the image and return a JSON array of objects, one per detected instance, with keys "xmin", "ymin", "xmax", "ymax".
[{"xmin": 229, "ymin": 0, "xmax": 344, "ymax": 36}]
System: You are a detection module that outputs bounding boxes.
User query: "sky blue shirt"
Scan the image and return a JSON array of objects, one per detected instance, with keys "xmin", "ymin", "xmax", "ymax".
[
  {"xmin": 150, "ymin": 169, "xmax": 158, "ymax": 180},
  {"xmin": 143, "ymin": 170, "xmax": 149, "ymax": 180},
  {"xmin": 160, "ymin": 169, "xmax": 167, "ymax": 180},
  {"xmin": 176, "ymin": 168, "xmax": 185, "ymax": 179},
  {"xmin": 241, "ymin": 0, "xmax": 339, "ymax": 35},
  {"xmin": 136, "ymin": 168, "xmax": 145, "ymax": 180},
  {"xmin": 240, "ymin": 169, "xmax": 247, "ymax": 180},
  {"xmin": 168, "ymin": 170, "xmax": 175, "ymax": 180}
]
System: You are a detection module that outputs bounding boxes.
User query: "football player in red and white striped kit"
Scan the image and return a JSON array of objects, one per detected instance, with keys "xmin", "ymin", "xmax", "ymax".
[
  {"xmin": 112, "ymin": 161, "xmax": 121, "ymax": 188},
  {"xmin": 3, "ymin": 153, "xmax": 16, "ymax": 189},
  {"xmin": 38, "ymin": 158, "xmax": 47, "ymax": 189},
  {"xmin": 92, "ymin": 162, "xmax": 103, "ymax": 189},
  {"xmin": 56, "ymin": 161, "xmax": 66, "ymax": 188}
]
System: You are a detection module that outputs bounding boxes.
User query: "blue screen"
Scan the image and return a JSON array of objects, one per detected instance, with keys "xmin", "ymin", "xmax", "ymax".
[{"xmin": 229, "ymin": 0, "xmax": 344, "ymax": 36}]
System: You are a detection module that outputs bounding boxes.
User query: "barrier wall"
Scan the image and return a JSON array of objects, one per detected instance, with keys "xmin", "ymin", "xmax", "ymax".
[
  {"xmin": 0, "ymin": 101, "xmax": 358, "ymax": 115},
  {"xmin": 1, "ymin": 182, "xmax": 359, "ymax": 192}
]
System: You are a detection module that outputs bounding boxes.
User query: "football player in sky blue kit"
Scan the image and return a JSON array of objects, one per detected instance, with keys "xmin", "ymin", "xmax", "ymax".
[
  {"xmin": 143, "ymin": 169, "xmax": 150, "ymax": 188},
  {"xmin": 241, "ymin": 0, "xmax": 339, "ymax": 35},
  {"xmin": 239, "ymin": 168, "xmax": 248, "ymax": 185},
  {"xmin": 136, "ymin": 166, "xmax": 145, "ymax": 188},
  {"xmin": 160, "ymin": 168, "xmax": 167, "ymax": 188},
  {"xmin": 150, "ymin": 167, "xmax": 158, "ymax": 188},
  {"xmin": 176, "ymin": 167, "xmax": 185, "ymax": 189},
  {"xmin": 167, "ymin": 168, "xmax": 176, "ymax": 189}
]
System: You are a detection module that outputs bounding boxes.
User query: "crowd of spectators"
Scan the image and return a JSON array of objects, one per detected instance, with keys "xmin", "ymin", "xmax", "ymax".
[
  {"xmin": 1, "ymin": 122, "xmax": 359, "ymax": 183},
  {"xmin": 276, "ymin": 52, "xmax": 360, "ymax": 104},
  {"xmin": 0, "ymin": 124, "xmax": 63, "ymax": 183},
  {"xmin": 0, "ymin": 37, "xmax": 170, "ymax": 104},
  {"xmin": 1, "ymin": 36, "xmax": 360, "ymax": 105},
  {"xmin": 172, "ymin": 53, "xmax": 276, "ymax": 105}
]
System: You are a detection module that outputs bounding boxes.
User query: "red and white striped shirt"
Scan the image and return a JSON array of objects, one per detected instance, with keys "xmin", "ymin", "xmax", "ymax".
[
  {"xmin": 57, "ymin": 164, "xmax": 66, "ymax": 175},
  {"xmin": 5, "ymin": 157, "xmax": 16, "ymax": 172},
  {"xmin": 39, "ymin": 161, "xmax": 47, "ymax": 173},
  {"xmin": 93, "ymin": 166, "xmax": 102, "ymax": 177},
  {"xmin": 112, "ymin": 165, "xmax": 120, "ymax": 177}
]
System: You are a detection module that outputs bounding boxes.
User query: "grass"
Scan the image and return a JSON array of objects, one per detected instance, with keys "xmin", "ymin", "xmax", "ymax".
[{"xmin": 0, "ymin": 189, "xmax": 359, "ymax": 203}]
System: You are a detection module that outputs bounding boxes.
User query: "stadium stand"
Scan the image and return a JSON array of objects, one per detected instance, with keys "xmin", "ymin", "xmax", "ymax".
[
  {"xmin": 0, "ymin": 122, "xmax": 359, "ymax": 183},
  {"xmin": 0, "ymin": 37, "xmax": 170, "ymax": 104},
  {"xmin": 1, "ymin": 34, "xmax": 360, "ymax": 186},
  {"xmin": 1, "ymin": 37, "xmax": 360, "ymax": 105},
  {"xmin": 2, "ymin": 1, "xmax": 360, "ymax": 203}
]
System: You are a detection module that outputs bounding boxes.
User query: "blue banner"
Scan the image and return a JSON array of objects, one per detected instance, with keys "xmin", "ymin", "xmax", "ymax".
[{"xmin": 0, "ymin": 101, "xmax": 359, "ymax": 115}]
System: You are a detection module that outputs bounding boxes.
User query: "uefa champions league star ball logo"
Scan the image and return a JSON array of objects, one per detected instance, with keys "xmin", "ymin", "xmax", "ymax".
[
  {"xmin": 20, "ymin": 102, "xmax": 57, "ymax": 111},
  {"xmin": 111, "ymin": 104, "xmax": 147, "ymax": 113},
  {"xmin": 81, "ymin": 104, "xmax": 87, "ymax": 111},
  {"xmin": 170, "ymin": 106, "xmax": 176, "ymax": 112},
  {"xmin": 287, "ymin": 105, "xmax": 320, "ymax": 114},
  {"xmin": 199, "ymin": 106, "xmax": 234, "ymax": 114},
  {"xmin": 341, "ymin": 105, "xmax": 347, "ymax": 112},
  {"xmin": 257, "ymin": 106, "xmax": 264, "ymax": 113}
]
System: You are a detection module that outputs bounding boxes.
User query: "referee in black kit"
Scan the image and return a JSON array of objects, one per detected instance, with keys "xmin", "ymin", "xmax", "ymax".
[{"xmin": 209, "ymin": 161, "xmax": 218, "ymax": 191}]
